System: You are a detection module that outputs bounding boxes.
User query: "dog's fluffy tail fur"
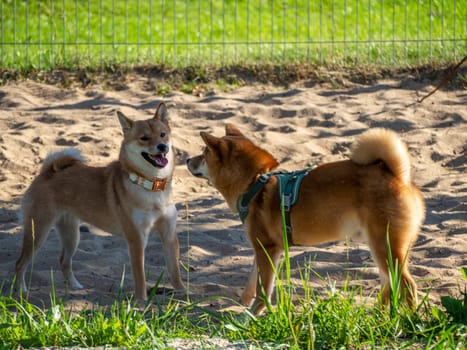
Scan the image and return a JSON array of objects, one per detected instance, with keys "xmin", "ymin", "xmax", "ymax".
[
  {"xmin": 40, "ymin": 148, "xmax": 85, "ymax": 174},
  {"xmin": 351, "ymin": 128, "xmax": 412, "ymax": 185}
]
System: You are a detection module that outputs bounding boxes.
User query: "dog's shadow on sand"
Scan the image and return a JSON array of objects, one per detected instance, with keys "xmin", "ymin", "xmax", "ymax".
[{"xmin": 423, "ymin": 193, "xmax": 466, "ymax": 236}]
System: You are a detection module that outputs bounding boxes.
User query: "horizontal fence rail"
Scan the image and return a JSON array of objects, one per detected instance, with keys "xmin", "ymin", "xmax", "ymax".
[{"xmin": 1, "ymin": 0, "xmax": 466, "ymax": 69}]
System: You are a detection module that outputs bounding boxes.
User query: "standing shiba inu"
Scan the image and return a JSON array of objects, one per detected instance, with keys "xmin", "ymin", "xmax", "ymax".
[
  {"xmin": 15, "ymin": 103, "xmax": 185, "ymax": 300},
  {"xmin": 187, "ymin": 125, "xmax": 425, "ymax": 314}
]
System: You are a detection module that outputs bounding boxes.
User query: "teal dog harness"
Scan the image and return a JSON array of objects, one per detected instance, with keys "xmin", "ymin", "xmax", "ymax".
[{"xmin": 237, "ymin": 166, "xmax": 317, "ymax": 245}]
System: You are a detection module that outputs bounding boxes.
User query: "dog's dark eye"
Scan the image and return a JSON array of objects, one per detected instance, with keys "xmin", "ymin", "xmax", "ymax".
[
  {"xmin": 160, "ymin": 132, "xmax": 166, "ymax": 138},
  {"xmin": 140, "ymin": 136, "xmax": 149, "ymax": 141}
]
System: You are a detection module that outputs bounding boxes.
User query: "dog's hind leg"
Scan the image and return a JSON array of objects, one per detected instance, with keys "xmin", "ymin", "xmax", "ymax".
[
  {"xmin": 15, "ymin": 208, "xmax": 55, "ymax": 292},
  {"xmin": 367, "ymin": 223, "xmax": 418, "ymax": 308},
  {"xmin": 56, "ymin": 213, "xmax": 83, "ymax": 289},
  {"xmin": 156, "ymin": 204, "xmax": 185, "ymax": 291}
]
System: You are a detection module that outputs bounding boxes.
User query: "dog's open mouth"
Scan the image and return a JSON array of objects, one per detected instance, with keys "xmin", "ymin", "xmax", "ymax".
[{"xmin": 142, "ymin": 152, "xmax": 168, "ymax": 168}]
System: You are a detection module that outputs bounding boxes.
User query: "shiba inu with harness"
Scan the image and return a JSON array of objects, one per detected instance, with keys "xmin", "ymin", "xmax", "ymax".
[{"xmin": 187, "ymin": 124, "xmax": 424, "ymax": 314}]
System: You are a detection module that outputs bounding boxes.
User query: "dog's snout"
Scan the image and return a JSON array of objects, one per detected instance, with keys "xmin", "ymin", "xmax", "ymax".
[{"xmin": 157, "ymin": 143, "xmax": 169, "ymax": 153}]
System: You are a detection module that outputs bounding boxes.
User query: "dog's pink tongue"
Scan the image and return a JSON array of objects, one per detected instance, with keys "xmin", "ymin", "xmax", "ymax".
[{"xmin": 153, "ymin": 154, "xmax": 168, "ymax": 167}]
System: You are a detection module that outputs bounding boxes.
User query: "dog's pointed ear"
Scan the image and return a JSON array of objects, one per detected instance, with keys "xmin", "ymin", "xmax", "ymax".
[
  {"xmin": 200, "ymin": 131, "xmax": 221, "ymax": 150},
  {"xmin": 263, "ymin": 156, "xmax": 280, "ymax": 172},
  {"xmin": 225, "ymin": 124, "xmax": 244, "ymax": 137},
  {"xmin": 154, "ymin": 103, "xmax": 169, "ymax": 124},
  {"xmin": 117, "ymin": 111, "xmax": 133, "ymax": 133}
]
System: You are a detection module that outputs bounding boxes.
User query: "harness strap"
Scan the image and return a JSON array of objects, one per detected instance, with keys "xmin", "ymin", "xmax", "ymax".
[
  {"xmin": 237, "ymin": 165, "xmax": 317, "ymax": 246},
  {"xmin": 237, "ymin": 173, "xmax": 272, "ymax": 224}
]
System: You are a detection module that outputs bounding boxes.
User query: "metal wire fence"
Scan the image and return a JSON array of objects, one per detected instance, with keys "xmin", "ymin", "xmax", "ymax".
[{"xmin": 1, "ymin": 0, "xmax": 466, "ymax": 69}]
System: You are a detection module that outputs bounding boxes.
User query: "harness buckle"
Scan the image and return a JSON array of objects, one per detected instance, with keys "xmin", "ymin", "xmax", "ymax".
[{"xmin": 258, "ymin": 174, "xmax": 270, "ymax": 183}]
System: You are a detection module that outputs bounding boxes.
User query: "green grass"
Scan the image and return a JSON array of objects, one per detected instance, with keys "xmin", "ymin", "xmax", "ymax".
[
  {"xmin": 1, "ymin": 263, "xmax": 466, "ymax": 348},
  {"xmin": 1, "ymin": 0, "xmax": 466, "ymax": 69},
  {"xmin": 2, "ymin": 200, "xmax": 466, "ymax": 348}
]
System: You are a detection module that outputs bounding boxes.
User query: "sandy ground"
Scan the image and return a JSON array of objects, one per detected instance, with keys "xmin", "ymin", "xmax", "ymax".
[{"xmin": 0, "ymin": 75, "xmax": 465, "ymax": 313}]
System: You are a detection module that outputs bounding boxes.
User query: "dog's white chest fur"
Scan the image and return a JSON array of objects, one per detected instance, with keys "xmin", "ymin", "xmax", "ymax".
[
  {"xmin": 132, "ymin": 207, "xmax": 159, "ymax": 240},
  {"xmin": 126, "ymin": 180, "xmax": 170, "ymax": 238}
]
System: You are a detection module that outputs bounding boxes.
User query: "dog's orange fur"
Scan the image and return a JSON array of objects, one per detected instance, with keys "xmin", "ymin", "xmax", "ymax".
[
  {"xmin": 15, "ymin": 104, "xmax": 185, "ymax": 299},
  {"xmin": 187, "ymin": 125, "xmax": 425, "ymax": 314}
]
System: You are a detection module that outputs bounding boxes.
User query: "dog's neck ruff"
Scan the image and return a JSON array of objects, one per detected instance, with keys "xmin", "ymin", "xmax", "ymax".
[
  {"xmin": 128, "ymin": 172, "xmax": 169, "ymax": 191},
  {"xmin": 237, "ymin": 165, "xmax": 317, "ymax": 246}
]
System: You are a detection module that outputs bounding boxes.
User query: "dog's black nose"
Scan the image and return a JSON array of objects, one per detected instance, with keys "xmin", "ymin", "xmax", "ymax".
[{"xmin": 157, "ymin": 143, "xmax": 169, "ymax": 153}]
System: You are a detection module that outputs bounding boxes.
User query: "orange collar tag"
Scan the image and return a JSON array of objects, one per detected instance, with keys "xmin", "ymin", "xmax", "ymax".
[{"xmin": 151, "ymin": 178, "xmax": 168, "ymax": 191}]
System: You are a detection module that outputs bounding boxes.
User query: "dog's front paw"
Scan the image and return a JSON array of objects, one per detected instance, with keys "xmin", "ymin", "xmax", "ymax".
[
  {"xmin": 67, "ymin": 275, "xmax": 84, "ymax": 289},
  {"xmin": 240, "ymin": 290, "xmax": 255, "ymax": 307}
]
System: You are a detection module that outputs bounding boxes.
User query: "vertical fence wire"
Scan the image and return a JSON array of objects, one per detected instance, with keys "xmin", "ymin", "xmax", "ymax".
[
  {"xmin": 234, "ymin": 0, "xmax": 238, "ymax": 62},
  {"xmin": 13, "ymin": 1, "xmax": 16, "ymax": 67},
  {"xmin": 379, "ymin": 0, "xmax": 383, "ymax": 65},
  {"xmin": 417, "ymin": 0, "xmax": 421, "ymax": 64},
  {"xmin": 368, "ymin": 1, "xmax": 374, "ymax": 64},
  {"xmin": 453, "ymin": 0, "xmax": 456, "ymax": 58},
  {"xmin": 306, "ymin": 0, "xmax": 310, "ymax": 61},
  {"xmin": 404, "ymin": 0, "xmax": 407, "ymax": 64},
  {"xmin": 111, "ymin": 0, "xmax": 115, "ymax": 62},
  {"xmin": 161, "ymin": 0, "xmax": 165, "ymax": 63},
  {"xmin": 259, "ymin": 0, "xmax": 262, "ymax": 59},
  {"xmin": 246, "ymin": 0, "xmax": 250, "ymax": 61},
  {"xmin": 185, "ymin": 0, "xmax": 188, "ymax": 65},
  {"xmin": 209, "ymin": 0, "xmax": 213, "ymax": 64},
  {"xmin": 199, "ymin": 0, "xmax": 202, "ymax": 62},
  {"xmin": 87, "ymin": 0, "xmax": 89, "ymax": 64},
  {"xmin": 430, "ymin": 0, "xmax": 433, "ymax": 59},
  {"xmin": 38, "ymin": 1, "xmax": 41, "ymax": 69},
  {"xmin": 0, "ymin": 1, "xmax": 3, "ymax": 67},
  {"xmin": 331, "ymin": 0, "xmax": 335, "ymax": 61},
  {"xmin": 270, "ymin": 0, "xmax": 274, "ymax": 60},
  {"xmin": 26, "ymin": 1, "xmax": 29, "ymax": 66},
  {"xmin": 295, "ymin": 0, "xmax": 298, "ymax": 60},
  {"xmin": 343, "ymin": 0, "xmax": 347, "ymax": 62},
  {"xmin": 148, "ymin": 0, "xmax": 152, "ymax": 62},
  {"xmin": 392, "ymin": 0, "xmax": 395, "ymax": 64},
  {"xmin": 319, "ymin": 0, "xmax": 323, "ymax": 64},
  {"xmin": 306, "ymin": 1, "xmax": 312, "ymax": 61},
  {"xmin": 99, "ymin": 0, "xmax": 102, "ymax": 65},
  {"xmin": 137, "ymin": 0, "xmax": 140, "ymax": 62},
  {"xmin": 355, "ymin": 0, "xmax": 359, "ymax": 64},
  {"xmin": 50, "ymin": 0, "xmax": 53, "ymax": 67},
  {"xmin": 222, "ymin": 0, "xmax": 225, "ymax": 65},
  {"xmin": 282, "ymin": 0, "xmax": 286, "ymax": 61},
  {"xmin": 441, "ymin": 0, "xmax": 445, "ymax": 59},
  {"xmin": 125, "ymin": 1, "xmax": 128, "ymax": 64}
]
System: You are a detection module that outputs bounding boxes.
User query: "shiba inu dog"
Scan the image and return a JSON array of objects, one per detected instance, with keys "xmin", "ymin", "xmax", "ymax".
[
  {"xmin": 187, "ymin": 125, "xmax": 425, "ymax": 314},
  {"xmin": 15, "ymin": 103, "xmax": 185, "ymax": 300}
]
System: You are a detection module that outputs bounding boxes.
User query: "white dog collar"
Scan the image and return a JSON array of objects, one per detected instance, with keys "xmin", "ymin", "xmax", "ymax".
[{"xmin": 128, "ymin": 172, "xmax": 169, "ymax": 191}]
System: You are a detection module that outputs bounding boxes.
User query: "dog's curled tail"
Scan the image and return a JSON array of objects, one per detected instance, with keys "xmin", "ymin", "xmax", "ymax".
[
  {"xmin": 351, "ymin": 128, "xmax": 412, "ymax": 185},
  {"xmin": 40, "ymin": 148, "xmax": 85, "ymax": 174}
]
